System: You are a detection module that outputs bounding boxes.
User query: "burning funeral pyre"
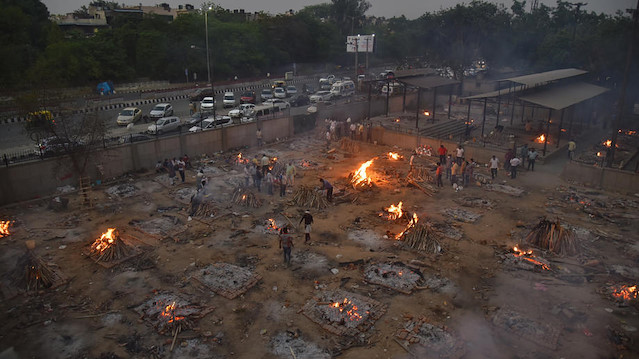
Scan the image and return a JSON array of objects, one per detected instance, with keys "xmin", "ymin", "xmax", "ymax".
[
  {"xmin": 391, "ymin": 213, "xmax": 443, "ymax": 254},
  {"xmin": 231, "ymin": 187, "xmax": 262, "ymax": 208},
  {"xmin": 504, "ymin": 246, "xmax": 551, "ymax": 271},
  {"xmin": 524, "ymin": 218, "xmax": 579, "ymax": 255},
  {"xmin": 607, "ymin": 284, "xmax": 639, "ymax": 306},
  {"xmin": 0, "ymin": 220, "xmax": 12, "ymax": 238},
  {"xmin": 387, "ymin": 152, "xmax": 403, "ymax": 160},
  {"xmin": 396, "ymin": 318, "xmax": 465, "ymax": 359},
  {"xmin": 349, "ymin": 159, "xmax": 375, "ymax": 189},
  {"xmin": 89, "ymin": 228, "xmax": 134, "ymax": 263},
  {"xmin": 363, "ymin": 262, "xmax": 423, "ymax": 294},
  {"xmin": 290, "ymin": 185, "xmax": 329, "ymax": 209},
  {"xmin": 379, "ymin": 202, "xmax": 403, "ymax": 220},
  {"xmin": 192, "ymin": 263, "xmax": 262, "ymax": 299},
  {"xmin": 11, "ymin": 241, "xmax": 60, "ymax": 292},
  {"xmin": 135, "ymin": 293, "xmax": 213, "ymax": 337}
]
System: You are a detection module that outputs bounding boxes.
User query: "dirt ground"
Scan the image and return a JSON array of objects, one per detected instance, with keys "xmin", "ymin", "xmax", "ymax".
[{"xmin": 1, "ymin": 131, "xmax": 638, "ymax": 359}]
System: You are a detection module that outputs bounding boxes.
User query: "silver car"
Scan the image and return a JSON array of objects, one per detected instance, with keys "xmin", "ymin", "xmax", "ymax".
[
  {"xmin": 147, "ymin": 116, "xmax": 181, "ymax": 134},
  {"xmin": 149, "ymin": 103, "xmax": 173, "ymax": 119}
]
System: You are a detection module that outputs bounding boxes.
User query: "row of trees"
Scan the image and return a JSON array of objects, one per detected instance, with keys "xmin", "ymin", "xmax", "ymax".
[{"xmin": 0, "ymin": 0, "xmax": 636, "ymax": 92}]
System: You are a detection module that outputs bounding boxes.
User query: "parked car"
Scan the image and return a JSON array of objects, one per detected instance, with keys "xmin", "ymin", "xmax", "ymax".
[
  {"xmin": 289, "ymin": 94, "xmax": 310, "ymax": 107},
  {"xmin": 262, "ymin": 98, "xmax": 290, "ymax": 111},
  {"xmin": 260, "ymin": 89, "xmax": 273, "ymax": 101},
  {"xmin": 272, "ymin": 80, "xmax": 286, "ymax": 89},
  {"xmin": 240, "ymin": 91, "xmax": 256, "ymax": 104},
  {"xmin": 223, "ymin": 92, "xmax": 236, "ymax": 108},
  {"xmin": 119, "ymin": 133, "xmax": 153, "ymax": 144},
  {"xmin": 188, "ymin": 116, "xmax": 233, "ymax": 132},
  {"xmin": 229, "ymin": 104, "xmax": 255, "ymax": 118},
  {"xmin": 186, "ymin": 111, "xmax": 212, "ymax": 126},
  {"xmin": 309, "ymin": 91, "xmax": 333, "ymax": 103},
  {"xmin": 330, "ymin": 80, "xmax": 355, "ymax": 97},
  {"xmin": 116, "ymin": 107, "xmax": 142, "ymax": 125},
  {"xmin": 379, "ymin": 70, "xmax": 395, "ymax": 80},
  {"xmin": 189, "ymin": 87, "xmax": 213, "ymax": 102},
  {"xmin": 35, "ymin": 137, "xmax": 83, "ymax": 157},
  {"xmin": 147, "ymin": 116, "xmax": 181, "ymax": 134},
  {"xmin": 200, "ymin": 97, "xmax": 216, "ymax": 111},
  {"xmin": 273, "ymin": 87, "xmax": 287, "ymax": 99},
  {"xmin": 285, "ymin": 85, "xmax": 298, "ymax": 96},
  {"xmin": 149, "ymin": 103, "xmax": 173, "ymax": 119}
]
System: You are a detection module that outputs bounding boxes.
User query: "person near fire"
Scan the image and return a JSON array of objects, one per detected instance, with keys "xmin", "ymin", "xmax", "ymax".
[
  {"xmin": 279, "ymin": 226, "xmax": 294, "ymax": 266},
  {"xmin": 489, "ymin": 155, "xmax": 500, "ymax": 179},
  {"xmin": 504, "ymin": 148, "xmax": 514, "ymax": 171},
  {"xmin": 286, "ymin": 162, "xmax": 296, "ymax": 186},
  {"xmin": 435, "ymin": 162, "xmax": 443, "ymax": 187},
  {"xmin": 300, "ymin": 210, "xmax": 314, "ymax": 243},
  {"xmin": 409, "ymin": 151, "xmax": 416, "ymax": 174},
  {"xmin": 265, "ymin": 170, "xmax": 274, "ymax": 195},
  {"xmin": 278, "ymin": 173, "xmax": 287, "ymax": 197},
  {"xmin": 319, "ymin": 178, "xmax": 333, "ymax": 202},
  {"xmin": 451, "ymin": 161, "xmax": 460, "ymax": 185},
  {"xmin": 464, "ymin": 160, "xmax": 474, "ymax": 186},
  {"xmin": 568, "ymin": 139, "xmax": 576, "ymax": 160},
  {"xmin": 261, "ymin": 154, "xmax": 269, "ymax": 176},
  {"xmin": 445, "ymin": 154, "xmax": 453, "ymax": 180},
  {"xmin": 438, "ymin": 145, "xmax": 448, "ymax": 165},
  {"xmin": 527, "ymin": 148, "xmax": 539, "ymax": 171},
  {"xmin": 455, "ymin": 145, "xmax": 464, "ymax": 165}
]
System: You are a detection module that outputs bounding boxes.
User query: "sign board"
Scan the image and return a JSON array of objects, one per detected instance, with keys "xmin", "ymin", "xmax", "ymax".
[{"xmin": 346, "ymin": 34, "xmax": 375, "ymax": 53}]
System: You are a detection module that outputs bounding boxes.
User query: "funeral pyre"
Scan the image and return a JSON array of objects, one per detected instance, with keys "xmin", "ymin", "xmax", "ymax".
[
  {"xmin": 0, "ymin": 220, "xmax": 12, "ymax": 238},
  {"xmin": 11, "ymin": 242, "xmax": 57, "ymax": 292},
  {"xmin": 396, "ymin": 317, "xmax": 465, "ymax": 359},
  {"xmin": 504, "ymin": 246, "xmax": 551, "ymax": 271},
  {"xmin": 390, "ymin": 213, "xmax": 442, "ymax": 254},
  {"xmin": 379, "ymin": 201, "xmax": 404, "ymax": 220},
  {"xmin": 301, "ymin": 290, "xmax": 386, "ymax": 337},
  {"xmin": 89, "ymin": 228, "xmax": 134, "ymax": 262},
  {"xmin": 135, "ymin": 293, "xmax": 210, "ymax": 336},
  {"xmin": 290, "ymin": 185, "xmax": 329, "ymax": 209},
  {"xmin": 524, "ymin": 218, "xmax": 579, "ymax": 255},
  {"xmin": 232, "ymin": 187, "xmax": 262, "ymax": 208},
  {"xmin": 387, "ymin": 152, "xmax": 403, "ymax": 160},
  {"xmin": 363, "ymin": 262, "xmax": 423, "ymax": 294},
  {"xmin": 349, "ymin": 159, "xmax": 375, "ymax": 189},
  {"xmin": 607, "ymin": 284, "xmax": 639, "ymax": 306}
]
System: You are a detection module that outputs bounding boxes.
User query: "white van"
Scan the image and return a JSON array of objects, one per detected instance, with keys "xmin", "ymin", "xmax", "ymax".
[
  {"xmin": 330, "ymin": 80, "xmax": 355, "ymax": 97},
  {"xmin": 247, "ymin": 104, "xmax": 283, "ymax": 119},
  {"xmin": 223, "ymin": 92, "xmax": 236, "ymax": 108}
]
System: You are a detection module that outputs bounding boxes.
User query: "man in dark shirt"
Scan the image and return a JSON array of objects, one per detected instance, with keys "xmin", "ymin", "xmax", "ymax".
[
  {"xmin": 319, "ymin": 178, "xmax": 333, "ymax": 202},
  {"xmin": 299, "ymin": 210, "xmax": 314, "ymax": 243},
  {"xmin": 279, "ymin": 227, "xmax": 293, "ymax": 266}
]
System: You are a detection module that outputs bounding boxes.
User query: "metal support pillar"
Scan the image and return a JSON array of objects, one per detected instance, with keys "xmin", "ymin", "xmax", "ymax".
[
  {"xmin": 481, "ymin": 98, "xmax": 487, "ymax": 147},
  {"xmin": 543, "ymin": 109, "xmax": 551, "ymax": 156},
  {"xmin": 556, "ymin": 109, "xmax": 565, "ymax": 148}
]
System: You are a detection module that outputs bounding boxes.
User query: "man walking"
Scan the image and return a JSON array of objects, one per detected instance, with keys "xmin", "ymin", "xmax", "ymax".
[
  {"xmin": 319, "ymin": 178, "xmax": 333, "ymax": 202},
  {"xmin": 177, "ymin": 158, "xmax": 186, "ymax": 183},
  {"xmin": 286, "ymin": 162, "xmax": 296, "ymax": 186},
  {"xmin": 279, "ymin": 227, "xmax": 293, "ymax": 266},
  {"xmin": 568, "ymin": 139, "xmax": 576, "ymax": 160},
  {"xmin": 527, "ymin": 148, "xmax": 538, "ymax": 171},
  {"xmin": 489, "ymin": 155, "xmax": 499, "ymax": 179},
  {"xmin": 300, "ymin": 210, "xmax": 314, "ymax": 243},
  {"xmin": 510, "ymin": 156, "xmax": 521, "ymax": 179},
  {"xmin": 261, "ymin": 154, "xmax": 270, "ymax": 176}
]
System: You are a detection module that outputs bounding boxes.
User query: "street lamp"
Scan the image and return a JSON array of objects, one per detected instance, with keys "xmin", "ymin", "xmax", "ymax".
[{"xmin": 204, "ymin": 6, "xmax": 216, "ymax": 119}]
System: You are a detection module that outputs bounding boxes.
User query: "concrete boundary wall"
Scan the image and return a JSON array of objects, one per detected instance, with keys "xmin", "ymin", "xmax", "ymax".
[
  {"xmin": 0, "ymin": 116, "xmax": 292, "ymax": 206},
  {"xmin": 561, "ymin": 161, "xmax": 639, "ymax": 194}
]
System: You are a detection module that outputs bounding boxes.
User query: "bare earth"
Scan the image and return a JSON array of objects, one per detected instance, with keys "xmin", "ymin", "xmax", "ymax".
[{"xmin": 1, "ymin": 132, "xmax": 638, "ymax": 359}]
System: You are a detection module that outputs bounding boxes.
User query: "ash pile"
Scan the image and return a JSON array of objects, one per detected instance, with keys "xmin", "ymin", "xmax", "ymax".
[
  {"xmin": 134, "ymin": 292, "xmax": 213, "ymax": 335},
  {"xmin": 492, "ymin": 308, "xmax": 562, "ymax": 350},
  {"xmin": 363, "ymin": 262, "xmax": 423, "ymax": 294},
  {"xmin": 105, "ymin": 183, "xmax": 139, "ymax": 199},
  {"xmin": 270, "ymin": 331, "xmax": 330, "ymax": 359},
  {"xmin": 301, "ymin": 290, "xmax": 387, "ymax": 337},
  {"xmin": 453, "ymin": 197, "xmax": 494, "ymax": 209},
  {"xmin": 396, "ymin": 317, "xmax": 465, "ymax": 359},
  {"xmin": 484, "ymin": 184, "xmax": 525, "ymax": 197},
  {"xmin": 130, "ymin": 216, "xmax": 186, "ymax": 239},
  {"xmin": 442, "ymin": 208, "xmax": 482, "ymax": 223},
  {"xmin": 192, "ymin": 263, "xmax": 261, "ymax": 299}
]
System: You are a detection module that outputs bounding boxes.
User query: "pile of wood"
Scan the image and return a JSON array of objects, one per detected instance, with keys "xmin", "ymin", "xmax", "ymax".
[
  {"xmin": 290, "ymin": 185, "xmax": 329, "ymax": 209},
  {"xmin": 231, "ymin": 187, "xmax": 262, "ymax": 208},
  {"xmin": 525, "ymin": 218, "xmax": 579, "ymax": 256},
  {"xmin": 339, "ymin": 138, "xmax": 361, "ymax": 153},
  {"xmin": 12, "ymin": 242, "xmax": 55, "ymax": 291},
  {"xmin": 90, "ymin": 229, "xmax": 134, "ymax": 263},
  {"xmin": 191, "ymin": 199, "xmax": 216, "ymax": 217},
  {"xmin": 406, "ymin": 176, "xmax": 434, "ymax": 196},
  {"xmin": 400, "ymin": 224, "xmax": 442, "ymax": 254}
]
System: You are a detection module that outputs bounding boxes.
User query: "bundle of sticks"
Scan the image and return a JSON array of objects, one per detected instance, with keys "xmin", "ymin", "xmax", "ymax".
[
  {"xmin": 90, "ymin": 229, "xmax": 134, "ymax": 263},
  {"xmin": 12, "ymin": 248, "xmax": 56, "ymax": 291},
  {"xmin": 400, "ymin": 224, "xmax": 442, "ymax": 253},
  {"xmin": 524, "ymin": 218, "xmax": 579, "ymax": 255},
  {"xmin": 339, "ymin": 138, "xmax": 361, "ymax": 153},
  {"xmin": 192, "ymin": 200, "xmax": 216, "ymax": 217},
  {"xmin": 406, "ymin": 176, "xmax": 434, "ymax": 196},
  {"xmin": 231, "ymin": 187, "xmax": 262, "ymax": 208},
  {"xmin": 290, "ymin": 185, "xmax": 329, "ymax": 209}
]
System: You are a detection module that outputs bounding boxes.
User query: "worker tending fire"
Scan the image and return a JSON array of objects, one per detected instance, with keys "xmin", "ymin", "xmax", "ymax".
[
  {"xmin": 380, "ymin": 202, "xmax": 404, "ymax": 220},
  {"xmin": 512, "ymin": 246, "xmax": 550, "ymax": 270},
  {"xmin": 90, "ymin": 228, "xmax": 132, "ymax": 262},
  {"xmin": 0, "ymin": 220, "xmax": 11, "ymax": 238},
  {"xmin": 349, "ymin": 159, "xmax": 375, "ymax": 187}
]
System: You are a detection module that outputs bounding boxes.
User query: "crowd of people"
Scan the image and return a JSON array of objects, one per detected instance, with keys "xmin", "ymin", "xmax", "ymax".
[
  {"xmin": 324, "ymin": 117, "xmax": 373, "ymax": 147},
  {"xmin": 155, "ymin": 155, "xmax": 191, "ymax": 185}
]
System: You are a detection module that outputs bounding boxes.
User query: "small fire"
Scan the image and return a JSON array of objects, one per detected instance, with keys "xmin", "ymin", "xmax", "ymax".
[
  {"xmin": 160, "ymin": 301, "xmax": 185, "ymax": 323},
  {"xmin": 0, "ymin": 220, "xmax": 12, "ymax": 238},
  {"xmin": 330, "ymin": 298, "xmax": 369, "ymax": 322},
  {"xmin": 380, "ymin": 201, "xmax": 403, "ymax": 220},
  {"xmin": 91, "ymin": 228, "xmax": 118, "ymax": 253},
  {"xmin": 394, "ymin": 118, "xmax": 400, "ymax": 123},
  {"xmin": 512, "ymin": 246, "xmax": 550, "ymax": 270},
  {"xmin": 236, "ymin": 153, "xmax": 249, "ymax": 165},
  {"xmin": 611, "ymin": 285, "xmax": 638, "ymax": 302},
  {"xmin": 597, "ymin": 151, "xmax": 603, "ymax": 157},
  {"xmin": 350, "ymin": 159, "xmax": 375, "ymax": 187},
  {"xmin": 535, "ymin": 134, "xmax": 546, "ymax": 143},
  {"xmin": 603, "ymin": 140, "xmax": 612, "ymax": 147},
  {"xmin": 423, "ymin": 111, "xmax": 430, "ymax": 116},
  {"xmin": 387, "ymin": 152, "xmax": 402, "ymax": 160},
  {"xmin": 395, "ymin": 213, "xmax": 419, "ymax": 240},
  {"xmin": 266, "ymin": 218, "xmax": 280, "ymax": 232},
  {"xmin": 242, "ymin": 194, "xmax": 246, "ymax": 200}
]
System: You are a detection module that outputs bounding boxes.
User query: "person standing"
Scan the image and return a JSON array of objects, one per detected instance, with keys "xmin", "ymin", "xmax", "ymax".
[
  {"xmin": 527, "ymin": 148, "xmax": 538, "ymax": 171},
  {"xmin": 196, "ymin": 169, "xmax": 204, "ymax": 190},
  {"xmin": 435, "ymin": 162, "xmax": 443, "ymax": 187},
  {"xmin": 255, "ymin": 167, "xmax": 263, "ymax": 192},
  {"xmin": 319, "ymin": 178, "xmax": 333, "ymax": 202},
  {"xmin": 265, "ymin": 170, "xmax": 274, "ymax": 195},
  {"xmin": 286, "ymin": 162, "xmax": 296, "ymax": 186},
  {"xmin": 568, "ymin": 139, "xmax": 576, "ymax": 160},
  {"xmin": 167, "ymin": 158, "xmax": 176, "ymax": 185},
  {"xmin": 325, "ymin": 130, "xmax": 331, "ymax": 149},
  {"xmin": 489, "ymin": 155, "xmax": 499, "ymax": 179},
  {"xmin": 366, "ymin": 123, "xmax": 373, "ymax": 142},
  {"xmin": 519, "ymin": 144, "xmax": 528, "ymax": 169},
  {"xmin": 278, "ymin": 174, "xmax": 287, "ymax": 197},
  {"xmin": 445, "ymin": 155, "xmax": 453, "ymax": 180},
  {"xmin": 300, "ymin": 210, "xmax": 314, "ymax": 243},
  {"xmin": 261, "ymin": 154, "xmax": 270, "ymax": 176},
  {"xmin": 438, "ymin": 145, "xmax": 448, "ymax": 165},
  {"xmin": 358, "ymin": 123, "xmax": 364, "ymax": 141},
  {"xmin": 256, "ymin": 128, "xmax": 263, "ymax": 147},
  {"xmin": 279, "ymin": 227, "xmax": 294, "ymax": 266},
  {"xmin": 504, "ymin": 149, "xmax": 514, "ymax": 172},
  {"xmin": 177, "ymin": 158, "xmax": 186, "ymax": 183},
  {"xmin": 455, "ymin": 145, "xmax": 465, "ymax": 165},
  {"xmin": 464, "ymin": 160, "xmax": 474, "ymax": 186},
  {"xmin": 409, "ymin": 151, "xmax": 416, "ymax": 174},
  {"xmin": 451, "ymin": 161, "xmax": 460, "ymax": 185},
  {"xmin": 510, "ymin": 156, "xmax": 521, "ymax": 179},
  {"xmin": 244, "ymin": 164, "xmax": 251, "ymax": 187},
  {"xmin": 350, "ymin": 122, "xmax": 356, "ymax": 140}
]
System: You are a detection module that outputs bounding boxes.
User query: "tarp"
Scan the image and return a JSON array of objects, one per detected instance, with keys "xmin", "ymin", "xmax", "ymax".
[
  {"xmin": 399, "ymin": 76, "xmax": 459, "ymax": 89},
  {"xmin": 504, "ymin": 68, "xmax": 587, "ymax": 87},
  {"xmin": 517, "ymin": 82, "xmax": 608, "ymax": 110}
]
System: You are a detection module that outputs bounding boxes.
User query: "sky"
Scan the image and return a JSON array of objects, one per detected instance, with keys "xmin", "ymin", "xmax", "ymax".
[{"xmin": 42, "ymin": 0, "xmax": 636, "ymax": 19}]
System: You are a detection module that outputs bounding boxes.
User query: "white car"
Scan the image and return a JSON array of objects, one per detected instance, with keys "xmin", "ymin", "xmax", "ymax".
[
  {"xmin": 229, "ymin": 104, "xmax": 255, "ymax": 118},
  {"xmin": 188, "ymin": 116, "xmax": 233, "ymax": 132},
  {"xmin": 147, "ymin": 116, "xmax": 181, "ymax": 134},
  {"xmin": 309, "ymin": 91, "xmax": 333, "ymax": 103},
  {"xmin": 273, "ymin": 87, "xmax": 287, "ymax": 99},
  {"xmin": 222, "ymin": 92, "xmax": 236, "ymax": 108},
  {"xmin": 285, "ymin": 85, "xmax": 297, "ymax": 96},
  {"xmin": 149, "ymin": 103, "xmax": 173, "ymax": 119},
  {"xmin": 200, "ymin": 97, "xmax": 216, "ymax": 111},
  {"xmin": 262, "ymin": 98, "xmax": 290, "ymax": 111}
]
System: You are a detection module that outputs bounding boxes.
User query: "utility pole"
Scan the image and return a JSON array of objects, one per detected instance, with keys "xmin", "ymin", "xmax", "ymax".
[{"xmin": 607, "ymin": 0, "xmax": 639, "ymax": 167}]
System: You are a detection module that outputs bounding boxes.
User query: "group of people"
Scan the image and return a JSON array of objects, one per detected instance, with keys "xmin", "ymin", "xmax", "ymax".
[
  {"xmin": 438, "ymin": 153, "xmax": 476, "ymax": 188},
  {"xmin": 244, "ymin": 154, "xmax": 297, "ymax": 197},
  {"xmin": 155, "ymin": 155, "xmax": 191, "ymax": 185},
  {"xmin": 488, "ymin": 146, "xmax": 541, "ymax": 180},
  {"xmin": 324, "ymin": 118, "xmax": 373, "ymax": 146}
]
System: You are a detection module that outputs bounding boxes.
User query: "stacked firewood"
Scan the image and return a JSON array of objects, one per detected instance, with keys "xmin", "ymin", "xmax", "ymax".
[
  {"xmin": 339, "ymin": 138, "xmax": 361, "ymax": 153},
  {"xmin": 290, "ymin": 185, "xmax": 329, "ymax": 209},
  {"xmin": 90, "ymin": 229, "xmax": 133, "ymax": 262},
  {"xmin": 231, "ymin": 187, "xmax": 262, "ymax": 208},
  {"xmin": 525, "ymin": 218, "xmax": 579, "ymax": 255},
  {"xmin": 192, "ymin": 200, "xmax": 216, "ymax": 217},
  {"xmin": 401, "ymin": 224, "xmax": 442, "ymax": 253},
  {"xmin": 12, "ymin": 248, "xmax": 56, "ymax": 291}
]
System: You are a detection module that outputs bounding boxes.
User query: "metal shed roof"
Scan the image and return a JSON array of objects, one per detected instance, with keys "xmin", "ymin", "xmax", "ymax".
[
  {"xmin": 518, "ymin": 82, "xmax": 608, "ymax": 110},
  {"xmin": 504, "ymin": 68, "xmax": 587, "ymax": 87},
  {"xmin": 400, "ymin": 76, "xmax": 459, "ymax": 89},
  {"xmin": 462, "ymin": 84, "xmax": 527, "ymax": 100}
]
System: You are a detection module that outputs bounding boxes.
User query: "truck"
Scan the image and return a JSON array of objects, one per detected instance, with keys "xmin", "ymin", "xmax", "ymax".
[{"xmin": 330, "ymin": 80, "xmax": 355, "ymax": 97}]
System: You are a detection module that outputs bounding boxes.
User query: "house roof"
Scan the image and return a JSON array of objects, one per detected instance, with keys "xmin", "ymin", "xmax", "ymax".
[{"xmin": 399, "ymin": 76, "xmax": 459, "ymax": 89}]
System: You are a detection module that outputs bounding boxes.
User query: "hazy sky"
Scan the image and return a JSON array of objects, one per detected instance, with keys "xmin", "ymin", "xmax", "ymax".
[{"xmin": 42, "ymin": 0, "xmax": 635, "ymax": 19}]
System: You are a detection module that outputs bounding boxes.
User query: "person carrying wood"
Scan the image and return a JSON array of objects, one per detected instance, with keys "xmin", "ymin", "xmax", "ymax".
[{"xmin": 299, "ymin": 210, "xmax": 314, "ymax": 243}]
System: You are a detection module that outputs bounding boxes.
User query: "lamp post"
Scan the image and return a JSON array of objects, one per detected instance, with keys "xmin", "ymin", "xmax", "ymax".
[
  {"xmin": 204, "ymin": 6, "xmax": 216, "ymax": 120},
  {"xmin": 354, "ymin": 34, "xmax": 360, "ymax": 80},
  {"xmin": 366, "ymin": 34, "xmax": 374, "ymax": 71}
]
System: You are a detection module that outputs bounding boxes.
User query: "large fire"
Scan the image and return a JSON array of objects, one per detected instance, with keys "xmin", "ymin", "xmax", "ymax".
[
  {"xmin": 330, "ymin": 298, "xmax": 369, "ymax": 322},
  {"xmin": 160, "ymin": 301, "xmax": 185, "ymax": 323},
  {"xmin": 380, "ymin": 201, "xmax": 404, "ymax": 220},
  {"xmin": 611, "ymin": 285, "xmax": 638, "ymax": 302},
  {"xmin": 395, "ymin": 213, "xmax": 419, "ymax": 240},
  {"xmin": 350, "ymin": 159, "xmax": 375, "ymax": 187},
  {"xmin": 535, "ymin": 134, "xmax": 546, "ymax": 143},
  {"xmin": 387, "ymin": 152, "xmax": 402, "ymax": 160},
  {"xmin": 91, "ymin": 228, "xmax": 118, "ymax": 253},
  {"xmin": 512, "ymin": 246, "xmax": 550, "ymax": 270},
  {"xmin": 0, "ymin": 220, "xmax": 11, "ymax": 238}
]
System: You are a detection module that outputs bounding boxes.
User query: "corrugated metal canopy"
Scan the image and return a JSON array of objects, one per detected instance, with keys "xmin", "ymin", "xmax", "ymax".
[
  {"xmin": 504, "ymin": 68, "xmax": 587, "ymax": 87},
  {"xmin": 462, "ymin": 84, "xmax": 527, "ymax": 100},
  {"xmin": 400, "ymin": 76, "xmax": 459, "ymax": 89},
  {"xmin": 518, "ymin": 82, "xmax": 608, "ymax": 110}
]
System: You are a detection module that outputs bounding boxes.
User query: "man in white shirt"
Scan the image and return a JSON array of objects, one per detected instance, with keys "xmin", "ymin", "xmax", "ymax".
[
  {"xmin": 527, "ymin": 148, "xmax": 539, "ymax": 171},
  {"xmin": 489, "ymin": 155, "xmax": 499, "ymax": 179},
  {"xmin": 510, "ymin": 157, "xmax": 521, "ymax": 179},
  {"xmin": 456, "ymin": 145, "xmax": 465, "ymax": 165}
]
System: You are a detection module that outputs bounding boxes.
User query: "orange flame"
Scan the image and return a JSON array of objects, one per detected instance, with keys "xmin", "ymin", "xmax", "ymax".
[
  {"xmin": 387, "ymin": 152, "xmax": 401, "ymax": 160},
  {"xmin": 242, "ymin": 194, "xmax": 246, "ymax": 200},
  {"xmin": 350, "ymin": 159, "xmax": 375, "ymax": 187},
  {"xmin": 603, "ymin": 140, "xmax": 612, "ymax": 147},
  {"xmin": 266, "ymin": 218, "xmax": 280, "ymax": 232},
  {"xmin": 423, "ymin": 111, "xmax": 430, "ymax": 116},
  {"xmin": 329, "ymin": 298, "xmax": 369, "ymax": 322},
  {"xmin": 512, "ymin": 246, "xmax": 550, "ymax": 270},
  {"xmin": 395, "ymin": 213, "xmax": 419, "ymax": 240},
  {"xmin": 380, "ymin": 201, "xmax": 403, "ymax": 220},
  {"xmin": 160, "ymin": 301, "xmax": 185, "ymax": 323},
  {"xmin": 611, "ymin": 285, "xmax": 638, "ymax": 301},
  {"xmin": 535, "ymin": 134, "xmax": 546, "ymax": 143},
  {"xmin": 91, "ymin": 228, "xmax": 117, "ymax": 253},
  {"xmin": 0, "ymin": 220, "xmax": 11, "ymax": 238}
]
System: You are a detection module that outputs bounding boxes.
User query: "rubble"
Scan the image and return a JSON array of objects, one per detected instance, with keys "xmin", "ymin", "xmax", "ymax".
[
  {"xmin": 192, "ymin": 263, "xmax": 262, "ymax": 299},
  {"xmin": 396, "ymin": 318, "xmax": 465, "ymax": 359},
  {"xmin": 442, "ymin": 208, "xmax": 482, "ymax": 223}
]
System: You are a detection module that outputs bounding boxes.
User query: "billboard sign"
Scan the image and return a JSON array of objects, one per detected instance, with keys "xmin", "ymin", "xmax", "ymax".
[{"xmin": 346, "ymin": 34, "xmax": 375, "ymax": 53}]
